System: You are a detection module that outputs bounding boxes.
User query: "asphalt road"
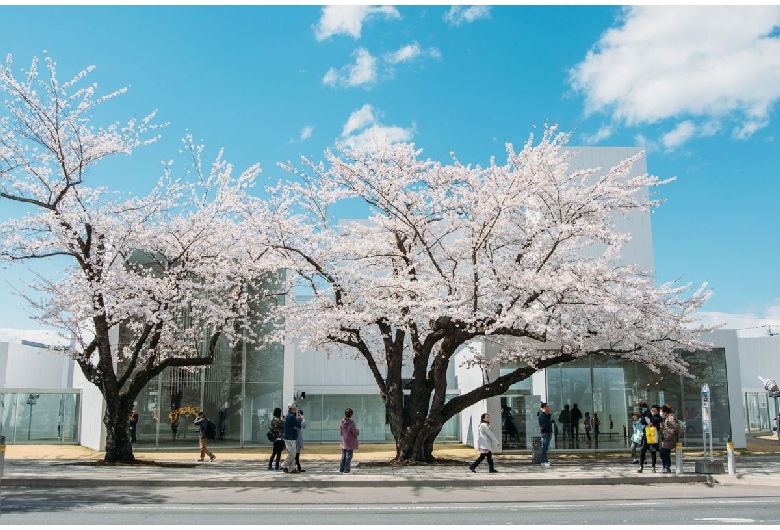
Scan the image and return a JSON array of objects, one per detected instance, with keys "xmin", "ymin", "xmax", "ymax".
[{"xmin": 1, "ymin": 483, "xmax": 779, "ymax": 525}]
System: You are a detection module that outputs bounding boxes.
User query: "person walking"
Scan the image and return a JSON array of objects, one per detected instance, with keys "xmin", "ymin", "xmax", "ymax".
[
  {"xmin": 638, "ymin": 404, "xmax": 662, "ymax": 473},
  {"xmin": 295, "ymin": 408, "xmax": 307, "ymax": 472},
  {"xmin": 570, "ymin": 404, "xmax": 583, "ymax": 441},
  {"xmin": 339, "ymin": 408, "xmax": 360, "ymax": 474},
  {"xmin": 469, "ymin": 413, "xmax": 500, "ymax": 473},
  {"xmin": 280, "ymin": 402, "xmax": 301, "ymax": 473},
  {"xmin": 660, "ymin": 405, "xmax": 681, "ymax": 473},
  {"xmin": 537, "ymin": 402, "xmax": 553, "ymax": 467},
  {"xmin": 268, "ymin": 407, "xmax": 285, "ymax": 471},
  {"xmin": 583, "ymin": 411, "xmax": 592, "ymax": 443},
  {"xmin": 194, "ymin": 411, "xmax": 216, "ymax": 462}
]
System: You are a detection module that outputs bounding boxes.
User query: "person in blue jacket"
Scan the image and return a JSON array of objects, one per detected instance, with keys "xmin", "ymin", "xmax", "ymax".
[
  {"xmin": 280, "ymin": 402, "xmax": 302, "ymax": 473},
  {"xmin": 538, "ymin": 402, "xmax": 553, "ymax": 467}
]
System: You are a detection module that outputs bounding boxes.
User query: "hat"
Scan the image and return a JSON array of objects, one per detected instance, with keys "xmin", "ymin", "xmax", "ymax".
[{"xmin": 288, "ymin": 402, "xmax": 297, "ymax": 409}]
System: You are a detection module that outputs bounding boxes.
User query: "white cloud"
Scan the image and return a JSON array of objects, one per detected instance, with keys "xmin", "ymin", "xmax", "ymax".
[
  {"xmin": 694, "ymin": 305, "xmax": 780, "ymax": 338},
  {"xmin": 384, "ymin": 42, "xmax": 442, "ymax": 64},
  {"xmin": 443, "ymin": 6, "xmax": 491, "ymax": 27},
  {"xmin": 300, "ymin": 125, "xmax": 314, "ymax": 141},
  {"xmin": 314, "ymin": 5, "xmax": 401, "ymax": 41},
  {"xmin": 322, "ymin": 48, "xmax": 378, "ymax": 89},
  {"xmin": 339, "ymin": 104, "xmax": 416, "ymax": 150},
  {"xmin": 661, "ymin": 120, "xmax": 697, "ymax": 150},
  {"xmin": 582, "ymin": 125, "xmax": 614, "ymax": 144},
  {"xmin": 569, "ymin": 6, "xmax": 780, "ymax": 147},
  {"xmin": 0, "ymin": 328, "xmax": 70, "ymax": 346},
  {"xmin": 288, "ymin": 125, "xmax": 314, "ymax": 144}
]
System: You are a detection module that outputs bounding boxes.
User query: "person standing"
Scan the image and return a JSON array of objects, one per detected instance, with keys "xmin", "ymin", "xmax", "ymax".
[
  {"xmin": 295, "ymin": 408, "xmax": 307, "ymax": 472},
  {"xmin": 558, "ymin": 404, "xmax": 571, "ymax": 441},
  {"xmin": 638, "ymin": 405, "xmax": 662, "ymax": 473},
  {"xmin": 570, "ymin": 404, "xmax": 583, "ymax": 441},
  {"xmin": 629, "ymin": 411, "xmax": 643, "ymax": 464},
  {"xmin": 469, "ymin": 413, "xmax": 500, "ymax": 473},
  {"xmin": 583, "ymin": 411, "xmax": 592, "ymax": 443},
  {"xmin": 194, "ymin": 411, "xmax": 216, "ymax": 462},
  {"xmin": 660, "ymin": 405, "xmax": 681, "ymax": 473},
  {"xmin": 591, "ymin": 413, "xmax": 601, "ymax": 443},
  {"xmin": 281, "ymin": 402, "xmax": 301, "ymax": 473},
  {"xmin": 339, "ymin": 407, "xmax": 360, "ymax": 474},
  {"xmin": 537, "ymin": 402, "xmax": 553, "ymax": 467},
  {"xmin": 129, "ymin": 409, "xmax": 138, "ymax": 444},
  {"xmin": 268, "ymin": 407, "xmax": 284, "ymax": 471}
]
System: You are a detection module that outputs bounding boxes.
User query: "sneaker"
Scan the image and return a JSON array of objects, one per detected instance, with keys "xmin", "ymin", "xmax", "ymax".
[
  {"xmin": 489, "ymin": 469, "xmax": 498, "ymax": 473},
  {"xmin": 210, "ymin": 455, "xmax": 216, "ymax": 462},
  {"xmin": 197, "ymin": 458, "xmax": 205, "ymax": 462},
  {"xmin": 541, "ymin": 462, "xmax": 551, "ymax": 467},
  {"xmin": 267, "ymin": 466, "xmax": 273, "ymax": 470},
  {"xmin": 298, "ymin": 469, "xmax": 306, "ymax": 473},
  {"xmin": 631, "ymin": 459, "xmax": 639, "ymax": 464},
  {"xmin": 637, "ymin": 467, "xmax": 643, "ymax": 473},
  {"xmin": 469, "ymin": 466, "xmax": 476, "ymax": 473}
]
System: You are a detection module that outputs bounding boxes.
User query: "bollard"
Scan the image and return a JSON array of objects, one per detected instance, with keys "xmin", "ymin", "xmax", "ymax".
[
  {"xmin": 0, "ymin": 434, "xmax": 5, "ymax": 478},
  {"xmin": 675, "ymin": 441, "xmax": 683, "ymax": 475},
  {"xmin": 727, "ymin": 441, "xmax": 736, "ymax": 475}
]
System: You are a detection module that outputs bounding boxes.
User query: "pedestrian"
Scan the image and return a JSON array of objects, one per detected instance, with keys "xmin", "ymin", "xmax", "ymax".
[
  {"xmin": 295, "ymin": 407, "xmax": 307, "ymax": 472},
  {"xmin": 268, "ymin": 407, "xmax": 284, "ymax": 471},
  {"xmin": 280, "ymin": 402, "xmax": 302, "ymax": 473},
  {"xmin": 638, "ymin": 404, "xmax": 661, "ymax": 473},
  {"xmin": 339, "ymin": 407, "xmax": 360, "ymax": 474},
  {"xmin": 583, "ymin": 411, "xmax": 592, "ymax": 443},
  {"xmin": 558, "ymin": 404, "xmax": 571, "ymax": 440},
  {"xmin": 129, "ymin": 409, "xmax": 138, "ymax": 444},
  {"xmin": 194, "ymin": 411, "xmax": 216, "ymax": 462},
  {"xmin": 570, "ymin": 404, "xmax": 583, "ymax": 440},
  {"xmin": 591, "ymin": 413, "xmax": 601, "ymax": 442},
  {"xmin": 629, "ymin": 411, "xmax": 643, "ymax": 464},
  {"xmin": 469, "ymin": 412, "xmax": 500, "ymax": 473},
  {"xmin": 537, "ymin": 402, "xmax": 553, "ymax": 467},
  {"xmin": 660, "ymin": 405, "xmax": 681, "ymax": 473}
]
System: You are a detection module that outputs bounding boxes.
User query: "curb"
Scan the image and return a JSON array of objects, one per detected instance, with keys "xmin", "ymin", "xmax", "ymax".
[{"xmin": 0, "ymin": 474, "xmax": 712, "ymax": 489}]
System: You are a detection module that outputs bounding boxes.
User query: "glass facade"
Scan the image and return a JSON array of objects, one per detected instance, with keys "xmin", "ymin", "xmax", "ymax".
[
  {"xmin": 0, "ymin": 390, "xmax": 80, "ymax": 444},
  {"xmin": 502, "ymin": 348, "xmax": 732, "ymax": 451},
  {"xmin": 744, "ymin": 391, "xmax": 779, "ymax": 433},
  {"xmin": 123, "ymin": 273, "xmax": 286, "ymax": 448}
]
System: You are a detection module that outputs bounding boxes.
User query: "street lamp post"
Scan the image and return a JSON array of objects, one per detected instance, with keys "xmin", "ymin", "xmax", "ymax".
[
  {"xmin": 758, "ymin": 376, "xmax": 780, "ymax": 445},
  {"xmin": 26, "ymin": 393, "xmax": 39, "ymax": 441}
]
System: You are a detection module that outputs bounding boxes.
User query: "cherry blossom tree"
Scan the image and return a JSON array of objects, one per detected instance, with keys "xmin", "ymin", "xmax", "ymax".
[
  {"xmin": 0, "ymin": 54, "xmax": 274, "ymax": 463},
  {"xmin": 251, "ymin": 126, "xmax": 715, "ymax": 463}
]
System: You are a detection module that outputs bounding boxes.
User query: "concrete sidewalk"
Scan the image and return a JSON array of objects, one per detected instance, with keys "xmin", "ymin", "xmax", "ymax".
[{"xmin": 1, "ymin": 437, "xmax": 779, "ymax": 489}]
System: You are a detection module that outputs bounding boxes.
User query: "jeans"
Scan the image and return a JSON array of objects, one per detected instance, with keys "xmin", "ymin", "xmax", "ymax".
[
  {"xmin": 659, "ymin": 447, "xmax": 672, "ymax": 470},
  {"xmin": 540, "ymin": 432, "xmax": 552, "ymax": 463},
  {"xmin": 269, "ymin": 439, "xmax": 284, "ymax": 468},
  {"xmin": 340, "ymin": 449, "xmax": 354, "ymax": 473}
]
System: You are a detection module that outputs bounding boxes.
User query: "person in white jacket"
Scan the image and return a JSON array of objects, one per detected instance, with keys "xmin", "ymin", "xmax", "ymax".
[{"xmin": 469, "ymin": 413, "xmax": 500, "ymax": 473}]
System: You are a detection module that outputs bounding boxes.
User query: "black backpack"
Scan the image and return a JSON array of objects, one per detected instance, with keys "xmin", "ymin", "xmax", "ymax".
[{"xmin": 205, "ymin": 418, "xmax": 217, "ymax": 441}]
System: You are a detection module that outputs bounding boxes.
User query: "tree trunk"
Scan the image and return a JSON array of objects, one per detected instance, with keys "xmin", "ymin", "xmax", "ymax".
[{"xmin": 102, "ymin": 403, "xmax": 136, "ymax": 463}]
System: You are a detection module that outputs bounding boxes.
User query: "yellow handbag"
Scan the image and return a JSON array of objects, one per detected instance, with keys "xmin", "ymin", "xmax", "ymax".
[{"xmin": 645, "ymin": 425, "xmax": 657, "ymax": 444}]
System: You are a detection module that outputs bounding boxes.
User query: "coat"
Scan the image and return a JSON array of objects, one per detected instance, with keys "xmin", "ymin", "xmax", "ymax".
[
  {"xmin": 477, "ymin": 421, "xmax": 500, "ymax": 451},
  {"xmin": 661, "ymin": 413, "xmax": 681, "ymax": 450},
  {"xmin": 340, "ymin": 417, "xmax": 359, "ymax": 450}
]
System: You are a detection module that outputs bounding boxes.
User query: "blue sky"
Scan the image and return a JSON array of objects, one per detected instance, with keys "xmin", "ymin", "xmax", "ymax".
[{"xmin": 1, "ymin": 4, "xmax": 779, "ymax": 341}]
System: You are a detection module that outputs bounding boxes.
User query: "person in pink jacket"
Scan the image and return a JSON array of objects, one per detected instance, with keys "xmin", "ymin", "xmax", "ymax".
[{"xmin": 339, "ymin": 408, "xmax": 360, "ymax": 474}]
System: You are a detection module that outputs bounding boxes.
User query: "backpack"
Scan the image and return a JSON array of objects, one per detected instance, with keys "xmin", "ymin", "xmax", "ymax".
[
  {"xmin": 205, "ymin": 419, "xmax": 217, "ymax": 441},
  {"xmin": 266, "ymin": 428, "xmax": 277, "ymax": 442}
]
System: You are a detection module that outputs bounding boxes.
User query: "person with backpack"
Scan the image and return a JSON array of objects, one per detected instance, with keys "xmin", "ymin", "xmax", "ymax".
[
  {"xmin": 280, "ymin": 402, "xmax": 302, "ymax": 473},
  {"xmin": 629, "ymin": 411, "xmax": 643, "ymax": 464},
  {"xmin": 194, "ymin": 411, "xmax": 216, "ymax": 462},
  {"xmin": 267, "ymin": 407, "xmax": 284, "ymax": 471},
  {"xmin": 660, "ymin": 405, "xmax": 681, "ymax": 473}
]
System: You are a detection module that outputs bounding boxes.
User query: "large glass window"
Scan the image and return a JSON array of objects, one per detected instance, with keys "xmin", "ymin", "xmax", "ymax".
[{"xmin": 0, "ymin": 391, "xmax": 80, "ymax": 444}]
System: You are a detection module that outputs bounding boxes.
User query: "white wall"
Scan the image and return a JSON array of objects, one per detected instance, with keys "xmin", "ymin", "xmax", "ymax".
[{"xmin": 0, "ymin": 342, "xmax": 74, "ymax": 389}]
